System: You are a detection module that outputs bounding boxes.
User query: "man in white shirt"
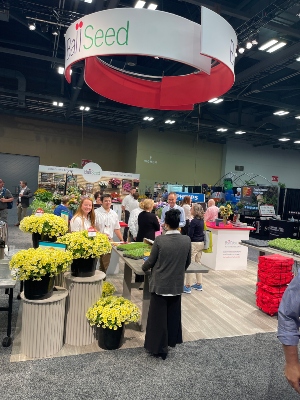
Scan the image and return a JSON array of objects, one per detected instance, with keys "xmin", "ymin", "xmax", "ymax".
[
  {"xmin": 160, "ymin": 192, "xmax": 186, "ymax": 229},
  {"xmin": 121, "ymin": 186, "xmax": 136, "ymax": 241},
  {"xmin": 95, "ymin": 194, "xmax": 123, "ymax": 274}
]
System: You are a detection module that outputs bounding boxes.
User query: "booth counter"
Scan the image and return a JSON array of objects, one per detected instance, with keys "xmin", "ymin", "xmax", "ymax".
[{"xmin": 201, "ymin": 222, "xmax": 255, "ymax": 271}]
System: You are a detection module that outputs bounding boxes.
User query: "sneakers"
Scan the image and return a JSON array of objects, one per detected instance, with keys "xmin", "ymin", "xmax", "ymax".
[
  {"xmin": 191, "ymin": 283, "xmax": 203, "ymax": 291},
  {"xmin": 183, "ymin": 285, "xmax": 191, "ymax": 294}
]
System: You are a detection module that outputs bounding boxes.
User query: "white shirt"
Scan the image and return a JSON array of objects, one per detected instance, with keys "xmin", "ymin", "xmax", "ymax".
[
  {"xmin": 128, "ymin": 199, "xmax": 139, "ymax": 213},
  {"xmin": 70, "ymin": 216, "xmax": 92, "ymax": 232},
  {"xmin": 95, "ymin": 206, "xmax": 120, "ymax": 239},
  {"xmin": 122, "ymin": 194, "xmax": 136, "ymax": 212},
  {"xmin": 128, "ymin": 207, "xmax": 143, "ymax": 238},
  {"xmin": 19, "ymin": 186, "xmax": 27, "ymax": 202},
  {"xmin": 182, "ymin": 204, "xmax": 191, "ymax": 220}
]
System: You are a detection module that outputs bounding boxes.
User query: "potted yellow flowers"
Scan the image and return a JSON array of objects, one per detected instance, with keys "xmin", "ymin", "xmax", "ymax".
[
  {"xmin": 219, "ymin": 203, "xmax": 233, "ymax": 225},
  {"xmin": 20, "ymin": 213, "xmax": 69, "ymax": 248},
  {"xmin": 58, "ymin": 230, "xmax": 112, "ymax": 277},
  {"xmin": 9, "ymin": 247, "xmax": 73, "ymax": 300},
  {"xmin": 86, "ymin": 295, "xmax": 140, "ymax": 350}
]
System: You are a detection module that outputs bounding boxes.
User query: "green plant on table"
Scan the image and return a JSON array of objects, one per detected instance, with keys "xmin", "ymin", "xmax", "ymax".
[
  {"xmin": 86, "ymin": 296, "xmax": 140, "ymax": 330},
  {"xmin": 30, "ymin": 198, "xmax": 55, "ymax": 214},
  {"xmin": 117, "ymin": 243, "xmax": 151, "ymax": 251}
]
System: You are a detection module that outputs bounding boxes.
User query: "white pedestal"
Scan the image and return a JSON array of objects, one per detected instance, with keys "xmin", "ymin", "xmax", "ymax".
[
  {"xmin": 201, "ymin": 227, "xmax": 251, "ymax": 270},
  {"xmin": 64, "ymin": 270, "xmax": 105, "ymax": 346},
  {"xmin": 21, "ymin": 287, "xmax": 68, "ymax": 358},
  {"xmin": 106, "ymin": 233, "xmax": 123, "ymax": 275}
]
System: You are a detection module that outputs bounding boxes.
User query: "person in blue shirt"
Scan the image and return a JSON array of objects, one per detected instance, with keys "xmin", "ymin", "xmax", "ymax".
[
  {"xmin": 278, "ymin": 272, "xmax": 300, "ymax": 394},
  {"xmin": 160, "ymin": 192, "xmax": 185, "ymax": 230},
  {"xmin": 54, "ymin": 195, "xmax": 73, "ymax": 220}
]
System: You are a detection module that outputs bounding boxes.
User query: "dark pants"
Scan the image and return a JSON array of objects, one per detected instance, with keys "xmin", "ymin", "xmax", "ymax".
[
  {"xmin": 99, "ymin": 253, "xmax": 111, "ymax": 280},
  {"xmin": 180, "ymin": 220, "xmax": 190, "ymax": 235},
  {"xmin": 144, "ymin": 293, "xmax": 182, "ymax": 357},
  {"xmin": 123, "ymin": 210, "xmax": 130, "ymax": 241}
]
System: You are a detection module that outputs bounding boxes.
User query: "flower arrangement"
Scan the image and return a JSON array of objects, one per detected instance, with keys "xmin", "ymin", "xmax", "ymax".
[
  {"xmin": 34, "ymin": 188, "xmax": 53, "ymax": 202},
  {"xmin": 99, "ymin": 181, "xmax": 108, "ymax": 189},
  {"xmin": 9, "ymin": 247, "xmax": 73, "ymax": 281},
  {"xmin": 154, "ymin": 201, "xmax": 167, "ymax": 218},
  {"xmin": 52, "ymin": 191, "xmax": 62, "ymax": 205},
  {"xmin": 30, "ymin": 198, "xmax": 54, "ymax": 214},
  {"xmin": 86, "ymin": 295, "xmax": 140, "ymax": 330},
  {"xmin": 20, "ymin": 213, "xmax": 69, "ymax": 237},
  {"xmin": 110, "ymin": 192, "xmax": 119, "ymax": 200},
  {"xmin": 109, "ymin": 178, "xmax": 121, "ymax": 187},
  {"xmin": 122, "ymin": 182, "xmax": 132, "ymax": 192},
  {"xmin": 102, "ymin": 281, "xmax": 116, "ymax": 297},
  {"xmin": 58, "ymin": 230, "xmax": 112, "ymax": 259},
  {"xmin": 219, "ymin": 204, "xmax": 233, "ymax": 219}
]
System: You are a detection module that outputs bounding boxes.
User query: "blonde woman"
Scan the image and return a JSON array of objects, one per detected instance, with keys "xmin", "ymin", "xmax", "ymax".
[
  {"xmin": 183, "ymin": 203, "xmax": 205, "ymax": 293},
  {"xmin": 136, "ymin": 199, "xmax": 160, "ymax": 242},
  {"xmin": 69, "ymin": 197, "xmax": 96, "ymax": 232}
]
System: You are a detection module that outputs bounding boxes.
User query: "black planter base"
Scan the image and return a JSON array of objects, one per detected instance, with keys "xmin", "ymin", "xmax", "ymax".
[
  {"xmin": 98, "ymin": 324, "xmax": 125, "ymax": 350},
  {"xmin": 23, "ymin": 275, "xmax": 55, "ymax": 300},
  {"xmin": 71, "ymin": 257, "xmax": 97, "ymax": 277}
]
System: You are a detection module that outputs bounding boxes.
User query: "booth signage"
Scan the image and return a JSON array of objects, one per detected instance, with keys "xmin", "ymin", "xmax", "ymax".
[
  {"xmin": 82, "ymin": 162, "xmax": 102, "ymax": 183},
  {"xmin": 64, "ymin": 7, "xmax": 237, "ymax": 110},
  {"xmin": 175, "ymin": 192, "xmax": 205, "ymax": 203}
]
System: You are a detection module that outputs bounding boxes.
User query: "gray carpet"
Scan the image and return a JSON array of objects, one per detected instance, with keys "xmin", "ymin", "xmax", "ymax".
[{"xmin": 0, "ymin": 332, "xmax": 298, "ymax": 400}]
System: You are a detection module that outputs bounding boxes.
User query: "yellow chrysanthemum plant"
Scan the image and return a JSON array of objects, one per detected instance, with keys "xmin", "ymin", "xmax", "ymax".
[
  {"xmin": 20, "ymin": 213, "xmax": 69, "ymax": 238},
  {"xmin": 86, "ymin": 296, "xmax": 140, "ymax": 330},
  {"xmin": 9, "ymin": 247, "xmax": 73, "ymax": 281},
  {"xmin": 57, "ymin": 230, "xmax": 112, "ymax": 259},
  {"xmin": 219, "ymin": 204, "xmax": 233, "ymax": 219},
  {"xmin": 102, "ymin": 281, "xmax": 116, "ymax": 297}
]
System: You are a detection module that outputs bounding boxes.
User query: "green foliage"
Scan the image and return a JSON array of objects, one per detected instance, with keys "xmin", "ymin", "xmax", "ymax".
[
  {"xmin": 30, "ymin": 198, "xmax": 54, "ymax": 214},
  {"xmin": 269, "ymin": 238, "xmax": 300, "ymax": 254},
  {"xmin": 34, "ymin": 189, "xmax": 53, "ymax": 202},
  {"xmin": 117, "ymin": 243, "xmax": 151, "ymax": 251},
  {"xmin": 244, "ymin": 180, "xmax": 257, "ymax": 186},
  {"xmin": 278, "ymin": 182, "xmax": 286, "ymax": 189}
]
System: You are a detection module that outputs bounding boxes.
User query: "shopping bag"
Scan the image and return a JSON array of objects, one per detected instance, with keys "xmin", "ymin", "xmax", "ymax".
[{"xmin": 203, "ymin": 223, "xmax": 213, "ymax": 253}]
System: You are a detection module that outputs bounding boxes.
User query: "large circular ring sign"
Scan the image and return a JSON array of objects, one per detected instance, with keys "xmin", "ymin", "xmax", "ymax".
[
  {"xmin": 82, "ymin": 162, "xmax": 102, "ymax": 183},
  {"xmin": 65, "ymin": 7, "xmax": 237, "ymax": 110}
]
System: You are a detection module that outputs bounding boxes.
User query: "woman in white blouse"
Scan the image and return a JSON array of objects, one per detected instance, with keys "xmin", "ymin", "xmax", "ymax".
[
  {"xmin": 180, "ymin": 196, "xmax": 192, "ymax": 235},
  {"xmin": 70, "ymin": 197, "xmax": 96, "ymax": 232}
]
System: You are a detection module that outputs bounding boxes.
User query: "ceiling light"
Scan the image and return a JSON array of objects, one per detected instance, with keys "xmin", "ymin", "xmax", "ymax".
[
  {"xmin": 154, "ymin": 56, "xmax": 159, "ymax": 59},
  {"xmin": 273, "ymin": 110, "xmax": 289, "ymax": 116},
  {"xmin": 85, "ymin": 107, "xmax": 90, "ymax": 111},
  {"xmin": 267, "ymin": 42, "xmax": 287, "ymax": 53},
  {"xmin": 165, "ymin": 120, "xmax": 175, "ymax": 124},
  {"xmin": 208, "ymin": 98, "xmax": 223, "ymax": 104},
  {"xmin": 52, "ymin": 26, "xmax": 59, "ymax": 36},
  {"xmin": 143, "ymin": 116, "xmax": 154, "ymax": 121},
  {"xmin": 278, "ymin": 138, "xmax": 290, "ymax": 141},
  {"xmin": 84, "ymin": 0, "xmax": 93, "ymax": 3},
  {"xmin": 80, "ymin": 106, "xmax": 84, "ymax": 111},
  {"xmin": 295, "ymin": 116, "xmax": 300, "ymax": 119},
  {"xmin": 28, "ymin": 22, "xmax": 36, "ymax": 31},
  {"xmin": 238, "ymin": 47, "xmax": 245, "ymax": 54},
  {"xmin": 147, "ymin": 3, "xmax": 157, "ymax": 10},
  {"xmin": 235, "ymin": 131, "xmax": 246, "ymax": 134},
  {"xmin": 213, "ymin": 99, "xmax": 223, "ymax": 104},
  {"xmin": 296, "ymin": 57, "xmax": 300, "ymax": 61},
  {"xmin": 135, "ymin": 0, "xmax": 145, "ymax": 8},
  {"xmin": 294, "ymin": 140, "xmax": 300, "ymax": 144},
  {"xmin": 252, "ymin": 39, "xmax": 258, "ymax": 45},
  {"xmin": 58, "ymin": 67, "xmax": 64, "ymax": 75},
  {"xmin": 217, "ymin": 128, "xmax": 228, "ymax": 132},
  {"xmin": 246, "ymin": 42, "xmax": 252, "ymax": 49},
  {"xmin": 143, "ymin": 116, "xmax": 149, "ymax": 120},
  {"xmin": 58, "ymin": 102, "xmax": 63, "ymax": 107},
  {"xmin": 258, "ymin": 39, "xmax": 278, "ymax": 51},
  {"xmin": 53, "ymin": 101, "xmax": 58, "ymax": 106}
]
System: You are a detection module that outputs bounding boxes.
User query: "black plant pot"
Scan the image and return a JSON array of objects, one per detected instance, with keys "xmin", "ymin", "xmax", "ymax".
[
  {"xmin": 97, "ymin": 324, "xmax": 125, "ymax": 350},
  {"xmin": 71, "ymin": 257, "xmax": 97, "ymax": 277},
  {"xmin": 32, "ymin": 233, "xmax": 57, "ymax": 249},
  {"xmin": 23, "ymin": 274, "xmax": 55, "ymax": 300}
]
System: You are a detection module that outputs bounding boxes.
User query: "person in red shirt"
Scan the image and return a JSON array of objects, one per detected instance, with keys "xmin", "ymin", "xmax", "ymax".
[{"xmin": 204, "ymin": 199, "xmax": 219, "ymax": 222}]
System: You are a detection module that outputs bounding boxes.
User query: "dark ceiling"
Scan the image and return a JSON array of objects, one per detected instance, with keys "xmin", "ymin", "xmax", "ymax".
[{"xmin": 0, "ymin": 0, "xmax": 300, "ymax": 149}]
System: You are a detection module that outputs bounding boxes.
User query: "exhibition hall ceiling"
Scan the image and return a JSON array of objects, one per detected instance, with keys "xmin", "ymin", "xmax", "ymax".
[{"xmin": 0, "ymin": 0, "xmax": 300, "ymax": 150}]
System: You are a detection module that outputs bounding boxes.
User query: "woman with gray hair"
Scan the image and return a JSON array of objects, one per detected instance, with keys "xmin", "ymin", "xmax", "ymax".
[{"xmin": 183, "ymin": 203, "xmax": 205, "ymax": 294}]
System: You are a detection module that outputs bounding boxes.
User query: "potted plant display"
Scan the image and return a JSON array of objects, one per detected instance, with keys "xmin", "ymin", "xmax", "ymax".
[
  {"xmin": 20, "ymin": 213, "xmax": 69, "ymax": 248},
  {"xmin": 99, "ymin": 181, "xmax": 108, "ymax": 189},
  {"xmin": 9, "ymin": 247, "xmax": 73, "ymax": 300},
  {"xmin": 58, "ymin": 230, "xmax": 112, "ymax": 277},
  {"xmin": 219, "ymin": 203, "xmax": 233, "ymax": 225},
  {"xmin": 86, "ymin": 295, "xmax": 140, "ymax": 350},
  {"xmin": 109, "ymin": 178, "xmax": 121, "ymax": 189}
]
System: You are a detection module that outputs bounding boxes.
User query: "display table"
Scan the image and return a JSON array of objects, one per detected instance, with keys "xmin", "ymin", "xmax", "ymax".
[
  {"xmin": 64, "ymin": 270, "xmax": 105, "ymax": 346},
  {"xmin": 113, "ymin": 247, "xmax": 209, "ymax": 331},
  {"xmin": 0, "ymin": 259, "xmax": 16, "ymax": 347},
  {"xmin": 20, "ymin": 287, "xmax": 68, "ymax": 358},
  {"xmin": 201, "ymin": 222, "xmax": 255, "ymax": 271}
]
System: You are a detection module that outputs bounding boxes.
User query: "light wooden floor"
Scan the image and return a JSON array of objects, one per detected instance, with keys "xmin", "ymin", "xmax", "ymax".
[{"xmin": 10, "ymin": 259, "xmax": 278, "ymax": 362}]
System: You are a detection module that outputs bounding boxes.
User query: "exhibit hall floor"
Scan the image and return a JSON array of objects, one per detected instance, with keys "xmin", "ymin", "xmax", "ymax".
[{"xmin": 1, "ymin": 225, "xmax": 298, "ymax": 399}]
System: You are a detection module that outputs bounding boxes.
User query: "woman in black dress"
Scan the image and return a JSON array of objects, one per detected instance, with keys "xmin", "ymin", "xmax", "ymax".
[{"xmin": 136, "ymin": 199, "xmax": 160, "ymax": 242}]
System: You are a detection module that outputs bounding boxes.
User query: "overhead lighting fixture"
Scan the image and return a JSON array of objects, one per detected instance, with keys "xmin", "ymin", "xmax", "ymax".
[
  {"xmin": 52, "ymin": 26, "xmax": 59, "ymax": 36},
  {"xmin": 147, "ymin": 3, "xmax": 157, "ymax": 10},
  {"xmin": 238, "ymin": 47, "xmax": 245, "ymax": 54},
  {"xmin": 278, "ymin": 138, "xmax": 290, "ymax": 141},
  {"xmin": 246, "ymin": 42, "xmax": 252, "ymax": 49},
  {"xmin": 28, "ymin": 22, "xmax": 36, "ymax": 31},
  {"xmin": 135, "ymin": 0, "xmax": 146, "ymax": 8},
  {"xmin": 267, "ymin": 42, "xmax": 287, "ymax": 53},
  {"xmin": 294, "ymin": 140, "xmax": 300, "ymax": 144},
  {"xmin": 165, "ymin": 120, "xmax": 175, "ymax": 124},
  {"xmin": 295, "ymin": 116, "xmax": 300, "ymax": 119},
  {"xmin": 53, "ymin": 101, "xmax": 58, "ymax": 106},
  {"xmin": 85, "ymin": 107, "xmax": 90, "ymax": 111},
  {"xmin": 58, "ymin": 67, "xmax": 64, "ymax": 75},
  {"xmin": 235, "ymin": 131, "xmax": 246, "ymax": 134},
  {"xmin": 53, "ymin": 101, "xmax": 64, "ymax": 107},
  {"xmin": 258, "ymin": 39, "xmax": 278, "ymax": 51},
  {"xmin": 58, "ymin": 102, "xmax": 63, "ymax": 107},
  {"xmin": 296, "ymin": 57, "xmax": 300, "ymax": 61},
  {"xmin": 273, "ymin": 110, "xmax": 289, "ymax": 116},
  {"xmin": 80, "ymin": 106, "xmax": 90, "ymax": 111},
  {"xmin": 252, "ymin": 39, "xmax": 258, "ymax": 45},
  {"xmin": 208, "ymin": 98, "xmax": 223, "ymax": 104},
  {"xmin": 84, "ymin": 0, "xmax": 93, "ymax": 3},
  {"xmin": 217, "ymin": 128, "xmax": 228, "ymax": 132},
  {"xmin": 143, "ymin": 116, "xmax": 154, "ymax": 121}
]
